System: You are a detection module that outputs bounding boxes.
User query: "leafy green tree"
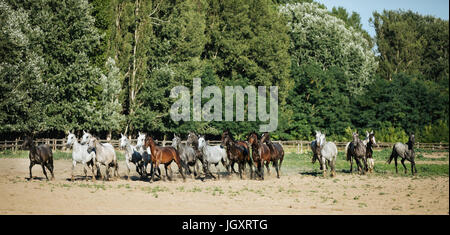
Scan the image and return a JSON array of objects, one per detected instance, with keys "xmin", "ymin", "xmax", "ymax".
[
  {"xmin": 286, "ymin": 63, "xmax": 352, "ymax": 140},
  {"xmin": 280, "ymin": 2, "xmax": 378, "ymax": 95},
  {"xmin": 0, "ymin": 0, "xmax": 47, "ymax": 133},
  {"xmin": 371, "ymin": 10, "xmax": 449, "ymax": 83}
]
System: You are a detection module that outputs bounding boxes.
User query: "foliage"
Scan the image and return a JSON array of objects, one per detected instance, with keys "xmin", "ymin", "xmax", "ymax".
[
  {"xmin": 372, "ymin": 10, "xmax": 449, "ymax": 83},
  {"xmin": 279, "ymin": 2, "xmax": 378, "ymax": 95}
]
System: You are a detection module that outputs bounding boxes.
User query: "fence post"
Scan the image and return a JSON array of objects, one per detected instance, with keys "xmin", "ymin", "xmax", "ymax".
[{"xmin": 301, "ymin": 142, "xmax": 303, "ymax": 154}]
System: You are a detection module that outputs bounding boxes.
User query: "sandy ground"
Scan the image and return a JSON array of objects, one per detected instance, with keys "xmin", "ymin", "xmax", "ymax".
[{"xmin": 0, "ymin": 158, "xmax": 448, "ymax": 215}]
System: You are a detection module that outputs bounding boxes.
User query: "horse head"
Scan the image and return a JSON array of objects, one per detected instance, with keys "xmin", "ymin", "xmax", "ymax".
[
  {"xmin": 136, "ymin": 132, "xmax": 146, "ymax": 148},
  {"xmin": 80, "ymin": 131, "xmax": 92, "ymax": 145},
  {"xmin": 198, "ymin": 136, "xmax": 206, "ymax": 150},
  {"xmin": 369, "ymin": 132, "xmax": 378, "ymax": 147},
  {"xmin": 86, "ymin": 136, "xmax": 97, "ymax": 154},
  {"xmin": 119, "ymin": 133, "xmax": 128, "ymax": 149},
  {"xmin": 66, "ymin": 131, "xmax": 77, "ymax": 147}
]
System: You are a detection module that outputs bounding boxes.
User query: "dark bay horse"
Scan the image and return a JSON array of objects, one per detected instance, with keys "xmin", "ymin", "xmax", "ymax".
[
  {"xmin": 260, "ymin": 132, "xmax": 284, "ymax": 175},
  {"xmin": 388, "ymin": 133, "xmax": 417, "ymax": 175},
  {"xmin": 144, "ymin": 135, "xmax": 187, "ymax": 182},
  {"xmin": 221, "ymin": 130, "xmax": 253, "ymax": 179},
  {"xmin": 247, "ymin": 132, "xmax": 279, "ymax": 179},
  {"xmin": 22, "ymin": 136, "xmax": 55, "ymax": 181}
]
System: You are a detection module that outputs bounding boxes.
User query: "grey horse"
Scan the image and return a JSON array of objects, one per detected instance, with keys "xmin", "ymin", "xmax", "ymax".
[
  {"xmin": 347, "ymin": 132, "xmax": 368, "ymax": 174},
  {"xmin": 87, "ymin": 136, "xmax": 119, "ymax": 181},
  {"xmin": 387, "ymin": 133, "xmax": 417, "ymax": 175},
  {"xmin": 313, "ymin": 131, "xmax": 338, "ymax": 177},
  {"xmin": 120, "ymin": 133, "xmax": 149, "ymax": 180},
  {"xmin": 172, "ymin": 134, "xmax": 200, "ymax": 178},
  {"xmin": 345, "ymin": 131, "xmax": 370, "ymax": 173}
]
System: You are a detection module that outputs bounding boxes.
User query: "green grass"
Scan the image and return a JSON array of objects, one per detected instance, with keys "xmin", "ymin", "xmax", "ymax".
[{"xmin": 281, "ymin": 150, "xmax": 448, "ymax": 177}]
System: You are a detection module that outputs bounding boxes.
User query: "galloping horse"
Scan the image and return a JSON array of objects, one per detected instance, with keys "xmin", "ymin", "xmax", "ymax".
[
  {"xmin": 198, "ymin": 136, "xmax": 229, "ymax": 179},
  {"xmin": 260, "ymin": 132, "xmax": 284, "ymax": 175},
  {"xmin": 87, "ymin": 136, "xmax": 119, "ymax": 181},
  {"xmin": 221, "ymin": 130, "xmax": 253, "ymax": 179},
  {"xmin": 119, "ymin": 133, "xmax": 149, "ymax": 180},
  {"xmin": 144, "ymin": 135, "xmax": 187, "ymax": 182},
  {"xmin": 172, "ymin": 134, "xmax": 199, "ymax": 177},
  {"xmin": 348, "ymin": 132, "xmax": 368, "ymax": 175},
  {"xmin": 346, "ymin": 131, "xmax": 370, "ymax": 173},
  {"xmin": 247, "ymin": 132, "xmax": 278, "ymax": 180},
  {"xmin": 22, "ymin": 136, "xmax": 55, "ymax": 181},
  {"xmin": 66, "ymin": 131, "xmax": 96, "ymax": 181},
  {"xmin": 388, "ymin": 133, "xmax": 417, "ymax": 175},
  {"xmin": 314, "ymin": 131, "xmax": 338, "ymax": 177}
]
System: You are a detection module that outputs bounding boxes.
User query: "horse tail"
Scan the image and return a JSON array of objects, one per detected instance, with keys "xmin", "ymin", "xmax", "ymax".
[
  {"xmin": 387, "ymin": 145, "xmax": 396, "ymax": 164},
  {"xmin": 345, "ymin": 142, "xmax": 351, "ymax": 161},
  {"xmin": 175, "ymin": 150, "xmax": 189, "ymax": 174},
  {"xmin": 278, "ymin": 143, "xmax": 284, "ymax": 170}
]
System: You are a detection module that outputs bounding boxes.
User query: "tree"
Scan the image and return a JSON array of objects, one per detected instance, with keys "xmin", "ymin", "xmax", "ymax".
[
  {"xmin": 89, "ymin": 57, "xmax": 125, "ymax": 138},
  {"xmin": 280, "ymin": 2, "xmax": 378, "ymax": 95},
  {"xmin": 0, "ymin": 0, "xmax": 47, "ymax": 134},
  {"xmin": 371, "ymin": 10, "xmax": 449, "ymax": 83}
]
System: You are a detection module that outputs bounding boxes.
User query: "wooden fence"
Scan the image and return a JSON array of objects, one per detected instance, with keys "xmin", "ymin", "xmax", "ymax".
[{"xmin": 1, "ymin": 138, "xmax": 448, "ymax": 153}]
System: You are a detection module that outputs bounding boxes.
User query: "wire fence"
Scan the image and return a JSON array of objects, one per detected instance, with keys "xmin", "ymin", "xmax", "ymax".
[{"xmin": 1, "ymin": 138, "xmax": 448, "ymax": 153}]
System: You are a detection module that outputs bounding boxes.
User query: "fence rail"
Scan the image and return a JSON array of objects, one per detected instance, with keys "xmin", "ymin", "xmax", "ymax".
[{"xmin": 1, "ymin": 138, "xmax": 448, "ymax": 153}]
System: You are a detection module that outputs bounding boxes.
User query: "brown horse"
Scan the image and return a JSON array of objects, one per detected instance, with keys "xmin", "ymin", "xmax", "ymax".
[
  {"xmin": 221, "ymin": 130, "xmax": 253, "ymax": 179},
  {"xmin": 144, "ymin": 135, "xmax": 186, "ymax": 182},
  {"xmin": 247, "ymin": 132, "xmax": 278, "ymax": 180},
  {"xmin": 22, "ymin": 136, "xmax": 55, "ymax": 181},
  {"xmin": 260, "ymin": 132, "xmax": 284, "ymax": 176}
]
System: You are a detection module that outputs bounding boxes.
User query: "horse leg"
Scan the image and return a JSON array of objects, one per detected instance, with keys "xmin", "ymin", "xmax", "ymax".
[
  {"xmin": 28, "ymin": 162, "xmax": 35, "ymax": 180},
  {"xmin": 321, "ymin": 157, "xmax": 327, "ymax": 177},
  {"xmin": 126, "ymin": 160, "xmax": 131, "ymax": 181},
  {"xmin": 260, "ymin": 160, "xmax": 265, "ymax": 180},
  {"xmin": 90, "ymin": 163, "xmax": 97, "ymax": 182},
  {"xmin": 215, "ymin": 163, "xmax": 220, "ymax": 180},
  {"xmin": 238, "ymin": 162, "xmax": 243, "ymax": 180},
  {"xmin": 248, "ymin": 159, "xmax": 254, "ymax": 180},
  {"xmin": 114, "ymin": 160, "xmax": 120, "ymax": 179},
  {"xmin": 265, "ymin": 161, "xmax": 270, "ymax": 175},
  {"xmin": 164, "ymin": 164, "xmax": 171, "ymax": 181},
  {"xmin": 349, "ymin": 156, "xmax": 353, "ymax": 173},
  {"xmin": 274, "ymin": 160, "xmax": 280, "ymax": 178},
  {"xmin": 46, "ymin": 160, "xmax": 55, "ymax": 180},
  {"xmin": 41, "ymin": 163, "xmax": 49, "ymax": 181},
  {"xmin": 411, "ymin": 160, "xmax": 416, "ymax": 175},
  {"xmin": 330, "ymin": 158, "xmax": 336, "ymax": 177},
  {"xmin": 71, "ymin": 161, "xmax": 76, "ymax": 181},
  {"xmin": 401, "ymin": 158, "xmax": 407, "ymax": 174},
  {"xmin": 394, "ymin": 156, "xmax": 398, "ymax": 174}
]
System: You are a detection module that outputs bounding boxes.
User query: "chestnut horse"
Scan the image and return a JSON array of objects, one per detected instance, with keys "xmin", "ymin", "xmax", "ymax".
[
  {"xmin": 247, "ymin": 132, "xmax": 277, "ymax": 180},
  {"xmin": 144, "ymin": 135, "xmax": 186, "ymax": 182},
  {"xmin": 221, "ymin": 130, "xmax": 253, "ymax": 179},
  {"xmin": 260, "ymin": 132, "xmax": 284, "ymax": 175}
]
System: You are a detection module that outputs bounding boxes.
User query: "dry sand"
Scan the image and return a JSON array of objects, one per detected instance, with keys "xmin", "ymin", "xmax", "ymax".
[{"xmin": 0, "ymin": 158, "xmax": 448, "ymax": 215}]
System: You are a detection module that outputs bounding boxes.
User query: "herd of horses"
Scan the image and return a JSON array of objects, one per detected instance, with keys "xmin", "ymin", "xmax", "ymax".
[{"xmin": 20, "ymin": 130, "xmax": 418, "ymax": 182}]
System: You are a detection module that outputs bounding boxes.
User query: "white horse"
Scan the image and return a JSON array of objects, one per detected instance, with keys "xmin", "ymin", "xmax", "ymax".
[
  {"xmin": 65, "ymin": 131, "xmax": 97, "ymax": 181},
  {"xmin": 198, "ymin": 136, "xmax": 229, "ymax": 179},
  {"xmin": 119, "ymin": 133, "xmax": 149, "ymax": 180},
  {"xmin": 87, "ymin": 136, "xmax": 119, "ymax": 181},
  {"xmin": 80, "ymin": 130, "xmax": 115, "ymax": 151},
  {"xmin": 314, "ymin": 131, "xmax": 338, "ymax": 177}
]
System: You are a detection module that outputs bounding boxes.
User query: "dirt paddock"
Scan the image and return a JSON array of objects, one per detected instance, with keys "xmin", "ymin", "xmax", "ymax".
[{"xmin": 0, "ymin": 158, "xmax": 448, "ymax": 214}]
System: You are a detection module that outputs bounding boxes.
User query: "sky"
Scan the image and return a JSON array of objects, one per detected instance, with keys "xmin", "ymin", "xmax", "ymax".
[{"xmin": 315, "ymin": 0, "xmax": 449, "ymax": 37}]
